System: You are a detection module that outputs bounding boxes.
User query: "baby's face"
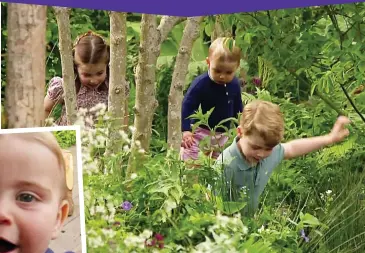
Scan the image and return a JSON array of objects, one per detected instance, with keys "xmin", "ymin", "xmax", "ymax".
[
  {"xmin": 0, "ymin": 136, "xmax": 68, "ymax": 253},
  {"xmin": 207, "ymin": 57, "xmax": 238, "ymax": 85}
]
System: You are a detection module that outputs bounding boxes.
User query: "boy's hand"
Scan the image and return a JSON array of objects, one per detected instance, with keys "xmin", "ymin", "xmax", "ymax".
[
  {"xmin": 328, "ymin": 116, "xmax": 351, "ymax": 144},
  {"xmin": 182, "ymin": 131, "xmax": 195, "ymax": 148}
]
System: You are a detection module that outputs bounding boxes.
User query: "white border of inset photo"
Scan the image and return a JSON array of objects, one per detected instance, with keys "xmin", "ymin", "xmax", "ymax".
[{"xmin": 0, "ymin": 125, "xmax": 87, "ymax": 253}]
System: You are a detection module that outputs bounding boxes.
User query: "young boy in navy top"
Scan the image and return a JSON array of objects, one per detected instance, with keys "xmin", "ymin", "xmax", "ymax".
[{"xmin": 181, "ymin": 37, "xmax": 243, "ymax": 162}]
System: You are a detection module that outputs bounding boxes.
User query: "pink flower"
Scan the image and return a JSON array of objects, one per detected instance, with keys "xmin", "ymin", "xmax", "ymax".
[
  {"xmin": 252, "ymin": 76, "xmax": 262, "ymax": 87},
  {"xmin": 155, "ymin": 233, "xmax": 164, "ymax": 241}
]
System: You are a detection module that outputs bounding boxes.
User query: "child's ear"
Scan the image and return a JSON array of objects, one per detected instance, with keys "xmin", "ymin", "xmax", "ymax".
[
  {"xmin": 237, "ymin": 125, "xmax": 243, "ymax": 136},
  {"xmin": 206, "ymin": 57, "xmax": 210, "ymax": 66},
  {"xmin": 51, "ymin": 200, "xmax": 69, "ymax": 240}
]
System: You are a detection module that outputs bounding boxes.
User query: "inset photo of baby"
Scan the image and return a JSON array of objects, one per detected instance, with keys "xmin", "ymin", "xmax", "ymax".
[{"xmin": 0, "ymin": 126, "xmax": 86, "ymax": 253}]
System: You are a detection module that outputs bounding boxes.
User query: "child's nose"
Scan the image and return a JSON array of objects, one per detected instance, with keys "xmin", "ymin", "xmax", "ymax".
[{"xmin": 0, "ymin": 204, "xmax": 13, "ymax": 225}]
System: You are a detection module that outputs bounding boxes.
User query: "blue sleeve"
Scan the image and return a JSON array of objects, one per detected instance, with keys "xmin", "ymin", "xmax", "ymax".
[
  {"xmin": 234, "ymin": 79, "xmax": 243, "ymax": 125},
  {"xmin": 181, "ymin": 80, "xmax": 202, "ymax": 132}
]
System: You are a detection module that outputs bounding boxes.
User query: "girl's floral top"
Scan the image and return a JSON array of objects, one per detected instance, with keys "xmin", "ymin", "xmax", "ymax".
[{"xmin": 47, "ymin": 76, "xmax": 130, "ymax": 127}]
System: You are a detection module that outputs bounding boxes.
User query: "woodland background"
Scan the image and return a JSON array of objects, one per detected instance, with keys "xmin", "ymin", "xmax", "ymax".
[{"xmin": 1, "ymin": 2, "xmax": 365, "ymax": 252}]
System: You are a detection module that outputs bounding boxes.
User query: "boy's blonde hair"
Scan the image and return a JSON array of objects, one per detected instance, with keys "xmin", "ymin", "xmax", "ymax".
[
  {"xmin": 0, "ymin": 132, "xmax": 68, "ymax": 200},
  {"xmin": 240, "ymin": 100, "xmax": 284, "ymax": 147},
  {"xmin": 209, "ymin": 37, "xmax": 241, "ymax": 64}
]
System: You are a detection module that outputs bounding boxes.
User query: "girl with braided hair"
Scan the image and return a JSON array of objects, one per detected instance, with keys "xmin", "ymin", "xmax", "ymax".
[{"xmin": 44, "ymin": 31, "xmax": 130, "ymax": 128}]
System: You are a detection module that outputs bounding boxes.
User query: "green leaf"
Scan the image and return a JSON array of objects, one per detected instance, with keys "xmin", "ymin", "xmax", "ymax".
[
  {"xmin": 204, "ymin": 22, "xmax": 214, "ymax": 37},
  {"xmin": 216, "ymin": 197, "xmax": 247, "ymax": 215},
  {"xmin": 357, "ymin": 61, "xmax": 365, "ymax": 73},
  {"xmin": 300, "ymin": 212, "xmax": 321, "ymax": 226}
]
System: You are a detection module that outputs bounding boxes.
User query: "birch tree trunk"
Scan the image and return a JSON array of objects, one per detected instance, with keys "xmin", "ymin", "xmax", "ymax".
[
  {"xmin": 127, "ymin": 15, "xmax": 184, "ymax": 174},
  {"xmin": 167, "ymin": 16, "xmax": 204, "ymax": 152},
  {"xmin": 105, "ymin": 11, "xmax": 127, "ymax": 156},
  {"xmin": 5, "ymin": 3, "xmax": 47, "ymax": 128},
  {"xmin": 53, "ymin": 7, "xmax": 77, "ymax": 125}
]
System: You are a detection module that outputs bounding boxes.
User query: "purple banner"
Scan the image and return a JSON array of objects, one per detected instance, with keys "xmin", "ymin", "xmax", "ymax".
[{"xmin": 2, "ymin": 0, "xmax": 364, "ymax": 15}]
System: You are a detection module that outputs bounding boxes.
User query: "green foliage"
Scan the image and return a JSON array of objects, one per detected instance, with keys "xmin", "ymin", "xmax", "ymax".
[
  {"xmin": 52, "ymin": 130, "xmax": 77, "ymax": 148},
  {"xmin": 2, "ymin": 3, "xmax": 365, "ymax": 251},
  {"xmin": 83, "ymin": 85, "xmax": 365, "ymax": 252}
]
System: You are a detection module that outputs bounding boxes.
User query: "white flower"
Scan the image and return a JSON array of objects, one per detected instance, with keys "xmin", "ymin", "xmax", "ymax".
[
  {"xmin": 88, "ymin": 235, "xmax": 104, "ymax": 248},
  {"xmin": 102, "ymin": 228, "xmax": 116, "ymax": 238},
  {"xmin": 129, "ymin": 126, "xmax": 136, "ymax": 133},
  {"xmin": 123, "ymin": 145, "xmax": 130, "ymax": 152},
  {"xmin": 258, "ymin": 225, "xmax": 265, "ymax": 233},
  {"xmin": 326, "ymin": 190, "xmax": 332, "ymax": 195},
  {"xmin": 130, "ymin": 173, "xmax": 137, "ymax": 179},
  {"xmin": 95, "ymin": 205, "xmax": 106, "ymax": 214},
  {"xmin": 242, "ymin": 225, "xmax": 248, "ymax": 235}
]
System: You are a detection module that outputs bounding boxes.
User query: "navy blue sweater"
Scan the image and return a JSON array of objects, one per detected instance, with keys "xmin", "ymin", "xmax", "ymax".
[{"xmin": 181, "ymin": 72, "xmax": 243, "ymax": 133}]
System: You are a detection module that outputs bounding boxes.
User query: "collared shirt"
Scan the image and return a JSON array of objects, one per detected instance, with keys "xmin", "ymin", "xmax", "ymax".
[
  {"xmin": 181, "ymin": 72, "xmax": 243, "ymax": 133},
  {"xmin": 215, "ymin": 137, "xmax": 284, "ymax": 216}
]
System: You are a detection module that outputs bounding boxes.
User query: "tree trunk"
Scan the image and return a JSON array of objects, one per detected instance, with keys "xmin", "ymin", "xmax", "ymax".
[
  {"xmin": 5, "ymin": 3, "xmax": 47, "ymax": 128},
  {"xmin": 211, "ymin": 15, "xmax": 233, "ymax": 41},
  {"xmin": 167, "ymin": 16, "xmax": 204, "ymax": 152},
  {"xmin": 211, "ymin": 15, "xmax": 225, "ymax": 41},
  {"xmin": 53, "ymin": 7, "xmax": 77, "ymax": 125},
  {"xmin": 127, "ymin": 15, "xmax": 184, "ymax": 174},
  {"xmin": 105, "ymin": 11, "xmax": 127, "ymax": 157}
]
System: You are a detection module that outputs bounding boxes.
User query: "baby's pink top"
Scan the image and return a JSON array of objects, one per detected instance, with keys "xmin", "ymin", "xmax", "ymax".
[{"xmin": 47, "ymin": 77, "xmax": 130, "ymax": 127}]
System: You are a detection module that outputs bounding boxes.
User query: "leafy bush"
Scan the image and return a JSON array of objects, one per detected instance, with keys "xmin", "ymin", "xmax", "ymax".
[{"xmin": 53, "ymin": 130, "xmax": 77, "ymax": 148}]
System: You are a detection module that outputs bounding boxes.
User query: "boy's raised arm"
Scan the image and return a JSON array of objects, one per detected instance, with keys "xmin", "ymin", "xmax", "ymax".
[{"xmin": 282, "ymin": 116, "xmax": 350, "ymax": 160}]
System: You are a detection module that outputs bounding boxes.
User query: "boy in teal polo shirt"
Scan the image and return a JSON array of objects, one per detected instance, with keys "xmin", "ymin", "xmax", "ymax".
[{"xmin": 216, "ymin": 100, "xmax": 351, "ymax": 216}]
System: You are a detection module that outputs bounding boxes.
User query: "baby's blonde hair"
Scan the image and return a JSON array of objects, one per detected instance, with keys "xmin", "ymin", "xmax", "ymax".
[
  {"xmin": 0, "ymin": 132, "xmax": 68, "ymax": 200},
  {"xmin": 209, "ymin": 37, "xmax": 241, "ymax": 64},
  {"xmin": 240, "ymin": 100, "xmax": 284, "ymax": 147}
]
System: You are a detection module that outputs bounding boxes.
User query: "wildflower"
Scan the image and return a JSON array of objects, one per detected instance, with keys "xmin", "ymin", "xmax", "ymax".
[
  {"xmin": 121, "ymin": 201, "xmax": 133, "ymax": 211},
  {"xmin": 129, "ymin": 126, "xmax": 136, "ymax": 133},
  {"xmin": 252, "ymin": 76, "xmax": 262, "ymax": 87},
  {"xmin": 258, "ymin": 225, "xmax": 265, "ymax": 233},
  {"xmin": 242, "ymin": 225, "xmax": 248, "ymax": 235},
  {"xmin": 300, "ymin": 229, "xmax": 310, "ymax": 242},
  {"xmin": 145, "ymin": 239, "xmax": 156, "ymax": 247},
  {"xmin": 123, "ymin": 145, "xmax": 130, "ymax": 152},
  {"xmin": 326, "ymin": 190, "xmax": 332, "ymax": 195},
  {"xmin": 145, "ymin": 233, "xmax": 164, "ymax": 249},
  {"xmin": 130, "ymin": 173, "xmax": 138, "ymax": 179},
  {"xmin": 155, "ymin": 233, "xmax": 164, "ymax": 241}
]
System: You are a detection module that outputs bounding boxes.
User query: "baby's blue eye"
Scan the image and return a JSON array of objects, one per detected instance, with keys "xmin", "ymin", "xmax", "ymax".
[{"xmin": 17, "ymin": 193, "xmax": 35, "ymax": 203}]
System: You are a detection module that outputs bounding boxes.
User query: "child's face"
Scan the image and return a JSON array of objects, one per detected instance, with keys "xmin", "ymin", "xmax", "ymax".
[
  {"xmin": 237, "ymin": 127, "xmax": 275, "ymax": 165},
  {"xmin": 77, "ymin": 62, "xmax": 107, "ymax": 89},
  {"xmin": 0, "ymin": 136, "xmax": 69, "ymax": 253},
  {"xmin": 206, "ymin": 57, "xmax": 238, "ymax": 85}
]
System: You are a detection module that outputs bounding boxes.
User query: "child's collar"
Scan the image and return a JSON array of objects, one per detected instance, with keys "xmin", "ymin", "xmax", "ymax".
[
  {"xmin": 207, "ymin": 70, "xmax": 226, "ymax": 86},
  {"xmin": 234, "ymin": 136, "xmax": 259, "ymax": 168}
]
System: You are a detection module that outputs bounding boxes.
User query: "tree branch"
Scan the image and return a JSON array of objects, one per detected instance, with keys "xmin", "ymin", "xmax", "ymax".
[
  {"xmin": 158, "ymin": 16, "xmax": 186, "ymax": 42},
  {"xmin": 339, "ymin": 82, "xmax": 365, "ymax": 124}
]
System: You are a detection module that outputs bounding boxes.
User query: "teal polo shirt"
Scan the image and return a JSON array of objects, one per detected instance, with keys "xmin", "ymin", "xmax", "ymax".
[{"xmin": 215, "ymin": 137, "xmax": 285, "ymax": 216}]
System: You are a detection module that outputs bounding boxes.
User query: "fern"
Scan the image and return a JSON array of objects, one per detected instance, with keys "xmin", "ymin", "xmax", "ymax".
[
  {"xmin": 317, "ymin": 135, "xmax": 357, "ymax": 162},
  {"xmin": 258, "ymin": 56, "xmax": 276, "ymax": 88}
]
